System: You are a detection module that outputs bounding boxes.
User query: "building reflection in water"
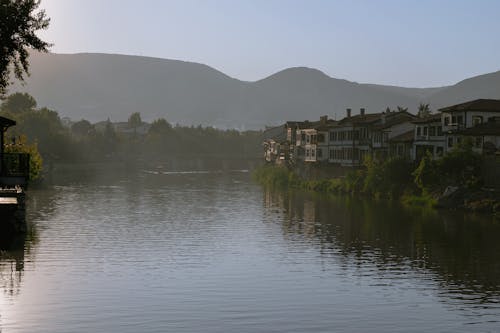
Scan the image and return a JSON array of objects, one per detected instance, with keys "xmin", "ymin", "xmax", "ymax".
[
  {"xmin": 0, "ymin": 232, "xmax": 27, "ymax": 298},
  {"xmin": 263, "ymin": 188, "xmax": 500, "ymax": 307}
]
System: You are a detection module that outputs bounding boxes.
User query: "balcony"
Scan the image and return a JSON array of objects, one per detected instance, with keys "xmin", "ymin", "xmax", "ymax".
[
  {"xmin": 0, "ymin": 153, "xmax": 30, "ymax": 186},
  {"xmin": 443, "ymin": 123, "xmax": 465, "ymax": 132}
]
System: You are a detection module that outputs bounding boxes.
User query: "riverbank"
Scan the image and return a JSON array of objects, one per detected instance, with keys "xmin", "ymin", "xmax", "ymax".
[{"xmin": 253, "ymin": 164, "xmax": 500, "ymax": 216}]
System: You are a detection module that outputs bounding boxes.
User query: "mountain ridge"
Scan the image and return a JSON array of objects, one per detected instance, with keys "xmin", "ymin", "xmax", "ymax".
[{"xmin": 8, "ymin": 52, "xmax": 500, "ymax": 129}]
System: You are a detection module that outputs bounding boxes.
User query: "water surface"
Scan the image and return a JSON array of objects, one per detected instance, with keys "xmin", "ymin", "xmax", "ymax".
[{"xmin": 1, "ymin": 170, "xmax": 499, "ymax": 332}]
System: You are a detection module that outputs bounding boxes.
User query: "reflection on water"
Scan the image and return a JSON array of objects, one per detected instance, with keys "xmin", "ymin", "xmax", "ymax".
[
  {"xmin": 1, "ymin": 171, "xmax": 499, "ymax": 332},
  {"xmin": 264, "ymin": 189, "xmax": 500, "ymax": 309},
  {"xmin": 0, "ymin": 225, "xmax": 38, "ymax": 299}
]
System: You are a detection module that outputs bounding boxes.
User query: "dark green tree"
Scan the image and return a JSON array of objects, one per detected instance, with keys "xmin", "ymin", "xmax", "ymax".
[
  {"xmin": 127, "ymin": 112, "xmax": 142, "ymax": 138},
  {"xmin": 71, "ymin": 119, "xmax": 93, "ymax": 138},
  {"xmin": 0, "ymin": 0, "xmax": 51, "ymax": 96},
  {"xmin": 1, "ymin": 92, "xmax": 36, "ymax": 112},
  {"xmin": 417, "ymin": 103, "xmax": 431, "ymax": 118},
  {"xmin": 148, "ymin": 118, "xmax": 172, "ymax": 135}
]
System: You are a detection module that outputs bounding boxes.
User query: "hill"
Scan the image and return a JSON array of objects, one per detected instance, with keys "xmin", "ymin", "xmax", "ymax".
[{"xmin": 8, "ymin": 52, "xmax": 500, "ymax": 129}]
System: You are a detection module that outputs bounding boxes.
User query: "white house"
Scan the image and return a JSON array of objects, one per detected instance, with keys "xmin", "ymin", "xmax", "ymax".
[
  {"xmin": 439, "ymin": 99, "xmax": 500, "ymax": 153},
  {"xmin": 412, "ymin": 114, "xmax": 445, "ymax": 160}
]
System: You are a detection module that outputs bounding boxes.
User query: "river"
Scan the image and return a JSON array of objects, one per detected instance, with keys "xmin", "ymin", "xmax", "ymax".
[{"xmin": 1, "ymin": 170, "xmax": 499, "ymax": 332}]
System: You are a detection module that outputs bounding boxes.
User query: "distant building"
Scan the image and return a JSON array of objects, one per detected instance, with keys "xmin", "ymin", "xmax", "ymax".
[
  {"xmin": 412, "ymin": 114, "xmax": 445, "ymax": 160},
  {"xmin": 439, "ymin": 99, "xmax": 500, "ymax": 154},
  {"xmin": 262, "ymin": 125, "xmax": 288, "ymax": 164},
  {"xmin": 262, "ymin": 98, "xmax": 500, "ymax": 168}
]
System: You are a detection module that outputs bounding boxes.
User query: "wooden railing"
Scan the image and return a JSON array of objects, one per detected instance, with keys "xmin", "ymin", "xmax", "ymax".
[{"xmin": 0, "ymin": 153, "xmax": 30, "ymax": 180}]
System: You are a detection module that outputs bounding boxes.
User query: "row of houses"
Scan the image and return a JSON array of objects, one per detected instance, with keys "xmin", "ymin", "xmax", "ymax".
[{"xmin": 263, "ymin": 99, "xmax": 500, "ymax": 166}]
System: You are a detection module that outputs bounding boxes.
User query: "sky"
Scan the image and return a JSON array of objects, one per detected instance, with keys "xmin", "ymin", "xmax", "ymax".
[{"xmin": 38, "ymin": 0, "xmax": 500, "ymax": 87}]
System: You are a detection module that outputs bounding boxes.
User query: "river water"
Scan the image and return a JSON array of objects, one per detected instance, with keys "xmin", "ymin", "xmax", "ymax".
[{"xmin": 1, "ymin": 170, "xmax": 499, "ymax": 332}]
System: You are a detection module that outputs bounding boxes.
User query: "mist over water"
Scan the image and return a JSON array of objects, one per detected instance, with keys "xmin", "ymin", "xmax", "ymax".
[{"xmin": 1, "ymin": 169, "xmax": 499, "ymax": 332}]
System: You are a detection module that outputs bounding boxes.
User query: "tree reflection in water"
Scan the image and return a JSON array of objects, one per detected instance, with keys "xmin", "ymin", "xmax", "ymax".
[
  {"xmin": 0, "ymin": 185, "xmax": 57, "ymax": 300},
  {"xmin": 263, "ymin": 188, "xmax": 500, "ymax": 308}
]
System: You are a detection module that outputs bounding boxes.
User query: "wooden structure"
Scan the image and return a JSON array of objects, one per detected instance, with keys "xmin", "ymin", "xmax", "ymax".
[
  {"xmin": 0, "ymin": 116, "xmax": 29, "ymax": 233},
  {"xmin": 0, "ymin": 116, "xmax": 30, "ymax": 187}
]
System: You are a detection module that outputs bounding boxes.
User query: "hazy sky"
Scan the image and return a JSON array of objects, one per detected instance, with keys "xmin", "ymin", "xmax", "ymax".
[{"xmin": 39, "ymin": 0, "xmax": 500, "ymax": 87}]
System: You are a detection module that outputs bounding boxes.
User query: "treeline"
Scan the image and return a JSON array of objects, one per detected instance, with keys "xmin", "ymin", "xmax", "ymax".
[
  {"xmin": 254, "ymin": 141, "xmax": 496, "ymax": 212},
  {"xmin": 0, "ymin": 93, "xmax": 262, "ymax": 175}
]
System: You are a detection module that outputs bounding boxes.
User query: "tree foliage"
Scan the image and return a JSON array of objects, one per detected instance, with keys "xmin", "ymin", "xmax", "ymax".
[
  {"xmin": 413, "ymin": 139, "xmax": 482, "ymax": 191},
  {"xmin": 417, "ymin": 103, "xmax": 431, "ymax": 118},
  {"xmin": 0, "ymin": 0, "xmax": 51, "ymax": 96},
  {"xmin": 413, "ymin": 151, "xmax": 440, "ymax": 191},
  {"xmin": 0, "ymin": 92, "xmax": 36, "ymax": 112},
  {"xmin": 71, "ymin": 119, "xmax": 93, "ymax": 137},
  {"xmin": 4, "ymin": 134, "xmax": 42, "ymax": 180},
  {"xmin": 128, "ymin": 112, "xmax": 142, "ymax": 129}
]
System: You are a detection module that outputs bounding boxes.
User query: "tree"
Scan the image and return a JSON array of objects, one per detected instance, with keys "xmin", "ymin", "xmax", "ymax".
[
  {"xmin": 148, "ymin": 118, "xmax": 172, "ymax": 135},
  {"xmin": 396, "ymin": 106, "xmax": 408, "ymax": 113},
  {"xmin": 71, "ymin": 119, "xmax": 93, "ymax": 138},
  {"xmin": 128, "ymin": 112, "xmax": 142, "ymax": 137},
  {"xmin": 417, "ymin": 103, "xmax": 431, "ymax": 118},
  {"xmin": 128, "ymin": 112, "xmax": 142, "ymax": 129},
  {"xmin": 0, "ymin": 0, "xmax": 51, "ymax": 97},
  {"xmin": 4, "ymin": 134, "xmax": 42, "ymax": 180},
  {"xmin": 413, "ymin": 151, "xmax": 440, "ymax": 191},
  {"xmin": 1, "ymin": 92, "xmax": 37, "ymax": 113}
]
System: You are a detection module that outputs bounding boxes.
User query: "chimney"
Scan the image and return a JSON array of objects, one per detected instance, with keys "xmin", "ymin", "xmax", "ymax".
[
  {"xmin": 360, "ymin": 108, "xmax": 365, "ymax": 116},
  {"xmin": 320, "ymin": 115, "xmax": 328, "ymax": 124},
  {"xmin": 346, "ymin": 108, "xmax": 351, "ymax": 118}
]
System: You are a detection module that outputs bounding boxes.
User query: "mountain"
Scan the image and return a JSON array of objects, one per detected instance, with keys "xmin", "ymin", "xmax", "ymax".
[
  {"xmin": 427, "ymin": 70, "xmax": 500, "ymax": 109},
  {"xmin": 8, "ymin": 52, "xmax": 500, "ymax": 129}
]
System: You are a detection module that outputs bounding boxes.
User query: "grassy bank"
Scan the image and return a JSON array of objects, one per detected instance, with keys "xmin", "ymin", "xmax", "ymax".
[{"xmin": 254, "ymin": 155, "xmax": 499, "ymax": 215}]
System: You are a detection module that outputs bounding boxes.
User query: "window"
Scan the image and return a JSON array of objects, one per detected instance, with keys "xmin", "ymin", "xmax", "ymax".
[
  {"xmin": 475, "ymin": 136, "xmax": 482, "ymax": 148},
  {"xmin": 382, "ymin": 133, "xmax": 388, "ymax": 143},
  {"xmin": 448, "ymin": 137, "xmax": 453, "ymax": 147},
  {"xmin": 301, "ymin": 133, "xmax": 305, "ymax": 142},
  {"xmin": 472, "ymin": 116, "xmax": 483, "ymax": 126},
  {"xmin": 437, "ymin": 126, "xmax": 443, "ymax": 136},
  {"xmin": 306, "ymin": 135, "xmax": 310, "ymax": 143},
  {"xmin": 353, "ymin": 148, "xmax": 359, "ymax": 160},
  {"xmin": 306, "ymin": 149, "xmax": 310, "ymax": 157},
  {"xmin": 444, "ymin": 117, "xmax": 450, "ymax": 125},
  {"xmin": 457, "ymin": 116, "xmax": 463, "ymax": 125},
  {"xmin": 423, "ymin": 127, "xmax": 428, "ymax": 136},
  {"xmin": 416, "ymin": 127, "xmax": 421, "ymax": 136},
  {"xmin": 317, "ymin": 133, "xmax": 324, "ymax": 143},
  {"xmin": 397, "ymin": 145, "xmax": 403, "ymax": 156},
  {"xmin": 329, "ymin": 149, "xmax": 334, "ymax": 159},
  {"xmin": 452, "ymin": 116, "xmax": 457, "ymax": 124},
  {"xmin": 311, "ymin": 149, "xmax": 316, "ymax": 157}
]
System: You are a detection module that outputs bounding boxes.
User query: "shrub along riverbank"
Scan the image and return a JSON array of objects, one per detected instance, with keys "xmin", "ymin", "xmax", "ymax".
[{"xmin": 254, "ymin": 143, "xmax": 499, "ymax": 216}]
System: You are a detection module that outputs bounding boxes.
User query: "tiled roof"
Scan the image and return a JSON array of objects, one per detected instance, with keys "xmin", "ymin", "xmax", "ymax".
[
  {"xmin": 438, "ymin": 99, "xmax": 500, "ymax": 113},
  {"xmin": 412, "ymin": 114, "xmax": 442, "ymax": 124},
  {"xmin": 389, "ymin": 130, "xmax": 414, "ymax": 143},
  {"xmin": 372, "ymin": 112, "xmax": 418, "ymax": 130},
  {"xmin": 263, "ymin": 125, "xmax": 287, "ymax": 141},
  {"xmin": 337, "ymin": 112, "xmax": 383, "ymax": 125}
]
